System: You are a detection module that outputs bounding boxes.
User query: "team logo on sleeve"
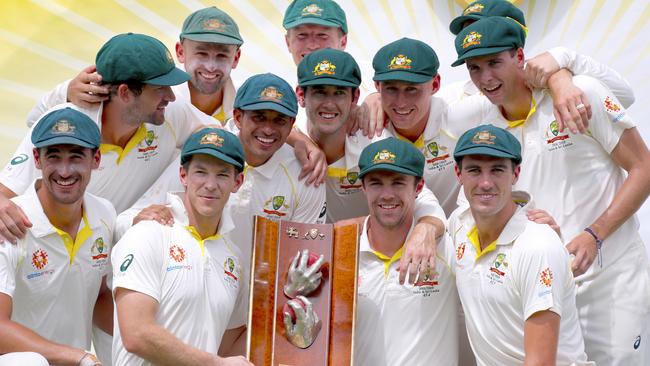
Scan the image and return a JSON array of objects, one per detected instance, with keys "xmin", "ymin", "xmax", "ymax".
[
  {"xmin": 463, "ymin": 3, "xmax": 484, "ymax": 14},
  {"xmin": 313, "ymin": 60, "xmax": 336, "ymax": 76},
  {"xmin": 462, "ymin": 32, "xmax": 482, "ymax": 49},
  {"xmin": 388, "ymin": 54, "xmax": 412, "ymax": 70},
  {"xmin": 302, "ymin": 4, "xmax": 323, "ymax": 17},
  {"xmin": 10, "ymin": 153, "xmax": 29, "ymax": 165},
  {"xmin": 604, "ymin": 96, "xmax": 626, "ymax": 123},
  {"xmin": 169, "ymin": 245, "xmax": 186, "ymax": 263},
  {"xmin": 223, "ymin": 256, "xmax": 240, "ymax": 289},
  {"xmin": 120, "ymin": 254, "xmax": 134, "ymax": 272},
  {"xmin": 539, "ymin": 267, "xmax": 553, "ymax": 287},
  {"xmin": 263, "ymin": 195, "xmax": 289, "ymax": 217},
  {"xmin": 31, "ymin": 249, "xmax": 48, "ymax": 270}
]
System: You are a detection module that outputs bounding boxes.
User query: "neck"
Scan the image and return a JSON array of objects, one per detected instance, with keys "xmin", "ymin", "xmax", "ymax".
[
  {"xmin": 36, "ymin": 183, "xmax": 83, "ymax": 237},
  {"xmin": 394, "ymin": 112, "xmax": 429, "ymax": 142},
  {"xmin": 101, "ymin": 102, "xmax": 140, "ymax": 148},
  {"xmin": 366, "ymin": 215, "xmax": 413, "ymax": 257},
  {"xmin": 500, "ymin": 82, "xmax": 532, "ymax": 122},
  {"xmin": 189, "ymin": 83, "xmax": 225, "ymax": 118},
  {"xmin": 183, "ymin": 196, "xmax": 220, "ymax": 239},
  {"xmin": 308, "ymin": 124, "xmax": 346, "ymax": 164},
  {"xmin": 472, "ymin": 202, "xmax": 517, "ymax": 250}
]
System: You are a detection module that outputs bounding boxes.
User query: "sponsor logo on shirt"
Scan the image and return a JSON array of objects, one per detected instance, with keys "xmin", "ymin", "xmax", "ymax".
[
  {"xmin": 120, "ymin": 254, "xmax": 134, "ymax": 272},
  {"xmin": 223, "ymin": 256, "xmax": 240, "ymax": 289},
  {"xmin": 26, "ymin": 249, "xmax": 54, "ymax": 280},
  {"xmin": 539, "ymin": 267, "xmax": 553, "ymax": 287},
  {"xmin": 486, "ymin": 252, "xmax": 508, "ymax": 284},
  {"xmin": 634, "ymin": 335, "xmax": 641, "ymax": 350},
  {"xmin": 169, "ymin": 245, "xmax": 186, "ymax": 262},
  {"xmin": 424, "ymin": 141, "xmax": 453, "ymax": 171},
  {"xmin": 545, "ymin": 120, "xmax": 574, "ymax": 151},
  {"xmin": 263, "ymin": 195, "xmax": 289, "ymax": 217},
  {"xmin": 10, "ymin": 153, "xmax": 29, "ymax": 165},
  {"xmin": 137, "ymin": 130, "xmax": 160, "ymax": 161},
  {"xmin": 91, "ymin": 237, "xmax": 109, "ymax": 269}
]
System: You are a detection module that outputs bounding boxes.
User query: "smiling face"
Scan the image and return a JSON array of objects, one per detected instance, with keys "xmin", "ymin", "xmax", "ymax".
[
  {"xmin": 362, "ymin": 170, "xmax": 423, "ymax": 230},
  {"xmin": 376, "ymin": 77, "xmax": 439, "ymax": 138},
  {"xmin": 455, "ymin": 155, "xmax": 520, "ymax": 220},
  {"xmin": 234, "ymin": 109, "xmax": 295, "ymax": 166},
  {"xmin": 176, "ymin": 39, "xmax": 240, "ymax": 95},
  {"xmin": 34, "ymin": 144, "xmax": 100, "ymax": 206},
  {"xmin": 299, "ymin": 85, "xmax": 358, "ymax": 136},
  {"xmin": 285, "ymin": 24, "xmax": 347, "ymax": 65},
  {"xmin": 465, "ymin": 49, "xmax": 524, "ymax": 107},
  {"xmin": 180, "ymin": 154, "xmax": 243, "ymax": 221},
  {"xmin": 126, "ymin": 84, "xmax": 176, "ymax": 126}
]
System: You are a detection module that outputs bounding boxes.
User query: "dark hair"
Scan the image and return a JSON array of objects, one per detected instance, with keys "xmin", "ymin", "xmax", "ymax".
[{"xmin": 106, "ymin": 80, "xmax": 145, "ymax": 100}]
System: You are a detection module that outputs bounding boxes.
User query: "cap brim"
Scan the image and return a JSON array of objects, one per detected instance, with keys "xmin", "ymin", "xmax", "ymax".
[
  {"xmin": 145, "ymin": 67, "xmax": 191, "ymax": 86},
  {"xmin": 33, "ymin": 136, "xmax": 98, "ymax": 149},
  {"xmin": 181, "ymin": 33, "xmax": 243, "ymax": 45},
  {"xmin": 454, "ymin": 146, "xmax": 521, "ymax": 163},
  {"xmin": 449, "ymin": 14, "xmax": 482, "ymax": 35},
  {"xmin": 373, "ymin": 71, "xmax": 433, "ymax": 83},
  {"xmin": 181, "ymin": 148, "xmax": 244, "ymax": 171},
  {"xmin": 359, "ymin": 163, "xmax": 422, "ymax": 179},
  {"xmin": 299, "ymin": 78, "xmax": 360, "ymax": 88},
  {"xmin": 284, "ymin": 18, "xmax": 344, "ymax": 32},
  {"xmin": 239, "ymin": 101, "xmax": 297, "ymax": 118},
  {"xmin": 451, "ymin": 45, "xmax": 514, "ymax": 67}
]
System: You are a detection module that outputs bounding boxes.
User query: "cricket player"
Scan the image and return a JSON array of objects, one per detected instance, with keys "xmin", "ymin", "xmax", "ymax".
[
  {"xmin": 111, "ymin": 128, "xmax": 251, "ymax": 366},
  {"xmin": 0, "ymin": 107, "xmax": 115, "ymax": 366},
  {"xmin": 452, "ymin": 16, "xmax": 650, "ymax": 365},
  {"xmin": 449, "ymin": 124, "xmax": 592, "ymax": 366}
]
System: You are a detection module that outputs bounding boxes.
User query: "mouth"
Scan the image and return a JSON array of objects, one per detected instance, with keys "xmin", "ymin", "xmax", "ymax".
[
  {"xmin": 318, "ymin": 111, "xmax": 339, "ymax": 120},
  {"xmin": 482, "ymin": 84, "xmax": 502, "ymax": 94},
  {"xmin": 393, "ymin": 108, "xmax": 414, "ymax": 117},
  {"xmin": 198, "ymin": 71, "xmax": 221, "ymax": 81},
  {"xmin": 255, "ymin": 136, "xmax": 276, "ymax": 147},
  {"xmin": 474, "ymin": 193, "xmax": 497, "ymax": 201},
  {"xmin": 157, "ymin": 103, "xmax": 168, "ymax": 111},
  {"xmin": 54, "ymin": 177, "xmax": 78, "ymax": 188},
  {"xmin": 378, "ymin": 203, "xmax": 399, "ymax": 210}
]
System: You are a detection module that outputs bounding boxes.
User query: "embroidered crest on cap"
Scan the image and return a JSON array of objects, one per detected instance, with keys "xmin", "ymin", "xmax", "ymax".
[
  {"xmin": 260, "ymin": 86, "xmax": 284, "ymax": 101},
  {"xmin": 471, "ymin": 130, "xmax": 496, "ymax": 145},
  {"xmin": 462, "ymin": 31, "xmax": 482, "ymax": 48},
  {"xmin": 302, "ymin": 4, "xmax": 323, "ymax": 16},
  {"xmin": 200, "ymin": 132, "xmax": 225, "ymax": 147},
  {"xmin": 388, "ymin": 54, "xmax": 412, "ymax": 70},
  {"xmin": 203, "ymin": 19, "xmax": 224, "ymax": 31},
  {"xmin": 463, "ymin": 3, "xmax": 484, "ymax": 15},
  {"xmin": 372, "ymin": 149, "xmax": 396, "ymax": 164},
  {"xmin": 52, "ymin": 120, "xmax": 76, "ymax": 134},
  {"xmin": 165, "ymin": 49, "xmax": 174, "ymax": 64},
  {"xmin": 313, "ymin": 60, "xmax": 336, "ymax": 75}
]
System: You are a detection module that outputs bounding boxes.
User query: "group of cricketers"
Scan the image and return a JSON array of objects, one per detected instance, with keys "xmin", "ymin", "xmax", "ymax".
[{"xmin": 0, "ymin": 0, "xmax": 647, "ymax": 365}]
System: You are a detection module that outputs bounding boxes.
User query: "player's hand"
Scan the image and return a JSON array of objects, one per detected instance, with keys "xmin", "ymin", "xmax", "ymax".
[
  {"xmin": 566, "ymin": 231, "xmax": 598, "ymax": 277},
  {"xmin": 397, "ymin": 221, "xmax": 438, "ymax": 285},
  {"xmin": 294, "ymin": 139, "xmax": 327, "ymax": 186},
  {"xmin": 67, "ymin": 65, "xmax": 110, "ymax": 109},
  {"xmin": 0, "ymin": 195, "xmax": 31, "ymax": 244},
  {"xmin": 524, "ymin": 52, "xmax": 560, "ymax": 89},
  {"xmin": 284, "ymin": 249, "xmax": 325, "ymax": 298},
  {"xmin": 78, "ymin": 352, "xmax": 102, "ymax": 366},
  {"xmin": 213, "ymin": 355, "xmax": 253, "ymax": 366},
  {"xmin": 547, "ymin": 69, "xmax": 592, "ymax": 135},
  {"xmin": 132, "ymin": 205, "xmax": 174, "ymax": 226},
  {"xmin": 526, "ymin": 209, "xmax": 561, "ymax": 238},
  {"xmin": 357, "ymin": 92, "xmax": 386, "ymax": 138},
  {"xmin": 283, "ymin": 296, "xmax": 321, "ymax": 349}
]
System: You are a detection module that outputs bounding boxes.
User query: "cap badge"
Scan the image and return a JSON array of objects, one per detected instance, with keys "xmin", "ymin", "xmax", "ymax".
[
  {"xmin": 388, "ymin": 54, "xmax": 412, "ymax": 70},
  {"xmin": 372, "ymin": 149, "xmax": 396, "ymax": 164},
  {"xmin": 260, "ymin": 86, "xmax": 284, "ymax": 101},
  {"xmin": 313, "ymin": 60, "xmax": 336, "ymax": 76},
  {"xmin": 463, "ymin": 3, "xmax": 484, "ymax": 15},
  {"xmin": 200, "ymin": 132, "xmax": 224, "ymax": 147},
  {"xmin": 203, "ymin": 19, "xmax": 224, "ymax": 31},
  {"xmin": 302, "ymin": 4, "xmax": 323, "ymax": 17},
  {"xmin": 52, "ymin": 120, "xmax": 76, "ymax": 134},
  {"xmin": 165, "ymin": 49, "xmax": 174, "ymax": 64},
  {"xmin": 471, "ymin": 130, "xmax": 496, "ymax": 145},
  {"xmin": 462, "ymin": 31, "xmax": 482, "ymax": 48}
]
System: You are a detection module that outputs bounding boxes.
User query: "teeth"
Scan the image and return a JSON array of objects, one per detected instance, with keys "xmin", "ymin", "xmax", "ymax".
[
  {"xmin": 379, "ymin": 204, "xmax": 397, "ymax": 209},
  {"xmin": 394, "ymin": 109, "xmax": 412, "ymax": 116},
  {"xmin": 199, "ymin": 72, "xmax": 218, "ymax": 80},
  {"xmin": 484, "ymin": 85, "xmax": 499, "ymax": 92},
  {"xmin": 319, "ymin": 112, "xmax": 336, "ymax": 119},
  {"xmin": 256, "ymin": 136, "xmax": 274, "ymax": 144},
  {"xmin": 56, "ymin": 178, "xmax": 75, "ymax": 186}
]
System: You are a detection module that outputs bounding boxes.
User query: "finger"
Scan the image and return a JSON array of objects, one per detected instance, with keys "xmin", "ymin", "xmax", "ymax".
[
  {"xmin": 553, "ymin": 107, "xmax": 565, "ymax": 133},
  {"xmin": 397, "ymin": 256, "xmax": 410, "ymax": 284},
  {"xmin": 367, "ymin": 103, "xmax": 377, "ymax": 137},
  {"xmin": 307, "ymin": 254, "xmax": 325, "ymax": 274},
  {"xmin": 288, "ymin": 299, "xmax": 306, "ymax": 319},
  {"xmin": 299, "ymin": 249, "xmax": 309, "ymax": 269},
  {"xmin": 566, "ymin": 103, "xmax": 582, "ymax": 135},
  {"xmin": 290, "ymin": 251, "xmax": 300, "ymax": 271},
  {"xmin": 375, "ymin": 107, "xmax": 386, "ymax": 137},
  {"xmin": 283, "ymin": 312, "xmax": 294, "ymax": 332},
  {"xmin": 428, "ymin": 255, "xmax": 437, "ymax": 273},
  {"xmin": 408, "ymin": 257, "xmax": 421, "ymax": 285}
]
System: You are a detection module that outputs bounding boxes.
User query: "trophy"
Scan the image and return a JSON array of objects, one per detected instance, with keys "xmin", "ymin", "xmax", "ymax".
[{"xmin": 247, "ymin": 217, "xmax": 359, "ymax": 366}]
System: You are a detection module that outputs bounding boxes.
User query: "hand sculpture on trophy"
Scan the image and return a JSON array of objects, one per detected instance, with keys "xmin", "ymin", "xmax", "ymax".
[
  {"xmin": 282, "ymin": 296, "xmax": 322, "ymax": 349},
  {"xmin": 283, "ymin": 249, "xmax": 326, "ymax": 298}
]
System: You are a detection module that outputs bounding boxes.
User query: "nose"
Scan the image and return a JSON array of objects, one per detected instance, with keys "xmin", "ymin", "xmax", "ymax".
[
  {"xmin": 477, "ymin": 172, "xmax": 493, "ymax": 190},
  {"xmin": 57, "ymin": 160, "xmax": 74, "ymax": 178},
  {"xmin": 306, "ymin": 35, "xmax": 320, "ymax": 51},
  {"xmin": 163, "ymin": 86, "xmax": 175, "ymax": 102}
]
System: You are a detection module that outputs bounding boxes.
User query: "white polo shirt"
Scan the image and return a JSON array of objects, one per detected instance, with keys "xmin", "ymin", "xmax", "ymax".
[
  {"xmin": 111, "ymin": 192, "xmax": 245, "ymax": 366},
  {"xmin": 4, "ymin": 83, "xmax": 216, "ymax": 213},
  {"xmin": 448, "ymin": 193, "xmax": 587, "ymax": 366},
  {"xmin": 355, "ymin": 217, "xmax": 458, "ymax": 366},
  {"xmin": 0, "ymin": 182, "xmax": 116, "ymax": 350},
  {"xmin": 172, "ymin": 77, "xmax": 236, "ymax": 125},
  {"xmin": 476, "ymin": 75, "xmax": 640, "ymax": 279}
]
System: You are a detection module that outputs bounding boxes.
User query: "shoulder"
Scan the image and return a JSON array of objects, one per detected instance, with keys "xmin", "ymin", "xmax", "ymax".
[
  {"xmin": 515, "ymin": 221, "xmax": 566, "ymax": 256},
  {"xmin": 85, "ymin": 192, "xmax": 117, "ymax": 221}
]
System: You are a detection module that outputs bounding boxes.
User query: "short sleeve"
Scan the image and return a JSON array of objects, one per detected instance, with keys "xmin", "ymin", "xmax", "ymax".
[
  {"xmin": 0, "ymin": 240, "xmax": 22, "ymax": 297},
  {"xmin": 111, "ymin": 221, "xmax": 166, "ymax": 302},
  {"xmin": 292, "ymin": 175, "xmax": 327, "ymax": 224},
  {"xmin": 164, "ymin": 98, "xmax": 221, "ymax": 149},
  {"xmin": 413, "ymin": 185, "xmax": 447, "ymax": 227}
]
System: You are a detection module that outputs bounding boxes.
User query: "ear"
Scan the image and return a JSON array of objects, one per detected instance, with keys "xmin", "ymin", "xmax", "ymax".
[
  {"xmin": 92, "ymin": 149, "xmax": 101, "ymax": 169},
  {"xmin": 33, "ymin": 148, "xmax": 42, "ymax": 170},
  {"xmin": 454, "ymin": 163, "xmax": 462, "ymax": 183},
  {"xmin": 516, "ymin": 48, "xmax": 525, "ymax": 68},
  {"xmin": 231, "ymin": 171, "xmax": 245, "ymax": 193},
  {"xmin": 284, "ymin": 32, "xmax": 291, "ymax": 49},
  {"xmin": 175, "ymin": 41, "xmax": 185, "ymax": 64},
  {"xmin": 414, "ymin": 178, "xmax": 425, "ymax": 195},
  {"xmin": 374, "ymin": 81, "xmax": 381, "ymax": 93},
  {"xmin": 179, "ymin": 164, "xmax": 188, "ymax": 188},
  {"xmin": 352, "ymin": 88, "xmax": 361, "ymax": 105},
  {"xmin": 431, "ymin": 74, "xmax": 441, "ymax": 95},
  {"xmin": 231, "ymin": 47, "xmax": 242, "ymax": 69},
  {"xmin": 296, "ymin": 86, "xmax": 306, "ymax": 108},
  {"xmin": 512, "ymin": 164, "xmax": 521, "ymax": 185},
  {"xmin": 117, "ymin": 84, "xmax": 133, "ymax": 103},
  {"xmin": 338, "ymin": 34, "xmax": 348, "ymax": 50},
  {"xmin": 233, "ymin": 109, "xmax": 243, "ymax": 130}
]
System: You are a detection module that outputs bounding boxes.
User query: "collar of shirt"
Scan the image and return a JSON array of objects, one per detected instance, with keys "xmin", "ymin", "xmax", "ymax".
[
  {"xmin": 246, "ymin": 143, "xmax": 294, "ymax": 180},
  {"xmin": 166, "ymin": 191, "xmax": 235, "ymax": 237},
  {"xmin": 359, "ymin": 216, "xmax": 415, "ymax": 277},
  {"xmin": 386, "ymin": 96, "xmax": 451, "ymax": 148}
]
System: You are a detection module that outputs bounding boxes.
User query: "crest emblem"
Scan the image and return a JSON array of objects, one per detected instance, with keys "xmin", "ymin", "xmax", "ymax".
[
  {"xmin": 550, "ymin": 121, "xmax": 559, "ymax": 136},
  {"xmin": 200, "ymin": 132, "xmax": 224, "ymax": 147},
  {"xmin": 456, "ymin": 242, "xmax": 466, "ymax": 261},
  {"xmin": 165, "ymin": 49, "xmax": 174, "ymax": 64},
  {"xmin": 427, "ymin": 142, "xmax": 439, "ymax": 157},
  {"xmin": 494, "ymin": 253, "xmax": 508, "ymax": 269},
  {"xmin": 32, "ymin": 249, "xmax": 48, "ymax": 270},
  {"xmin": 313, "ymin": 60, "xmax": 336, "ymax": 76},
  {"xmin": 604, "ymin": 96, "xmax": 621, "ymax": 113},
  {"xmin": 260, "ymin": 86, "xmax": 283, "ymax": 101},
  {"xmin": 302, "ymin": 4, "xmax": 323, "ymax": 16},
  {"xmin": 203, "ymin": 19, "xmax": 224, "ymax": 31},
  {"xmin": 372, "ymin": 149, "xmax": 396, "ymax": 164},
  {"xmin": 471, "ymin": 130, "xmax": 496, "ymax": 145},
  {"xmin": 91, "ymin": 237, "xmax": 108, "ymax": 261},
  {"xmin": 346, "ymin": 171, "xmax": 358, "ymax": 184},
  {"xmin": 272, "ymin": 196, "xmax": 285, "ymax": 210},
  {"xmin": 52, "ymin": 120, "xmax": 76, "ymax": 134},
  {"xmin": 463, "ymin": 3, "xmax": 484, "ymax": 14},
  {"xmin": 224, "ymin": 256, "xmax": 238, "ymax": 281},
  {"xmin": 462, "ymin": 31, "xmax": 482, "ymax": 49},
  {"xmin": 539, "ymin": 267, "xmax": 553, "ymax": 287},
  {"xmin": 144, "ymin": 130, "xmax": 156, "ymax": 146},
  {"xmin": 388, "ymin": 54, "xmax": 412, "ymax": 70},
  {"xmin": 169, "ymin": 245, "xmax": 186, "ymax": 263}
]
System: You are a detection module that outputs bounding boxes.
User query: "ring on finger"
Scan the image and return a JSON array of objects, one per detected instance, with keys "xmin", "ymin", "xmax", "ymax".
[{"xmin": 575, "ymin": 103, "xmax": 586, "ymax": 110}]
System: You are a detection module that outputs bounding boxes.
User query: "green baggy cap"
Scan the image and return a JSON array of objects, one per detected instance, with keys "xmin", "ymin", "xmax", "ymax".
[
  {"xmin": 358, "ymin": 137, "xmax": 424, "ymax": 179},
  {"xmin": 180, "ymin": 7, "xmax": 243, "ymax": 45},
  {"xmin": 373, "ymin": 38, "xmax": 439, "ymax": 83},
  {"xmin": 181, "ymin": 128, "xmax": 245, "ymax": 172},
  {"xmin": 453, "ymin": 124, "xmax": 522, "ymax": 164},
  {"xmin": 283, "ymin": 0, "xmax": 348, "ymax": 34},
  {"xmin": 298, "ymin": 48, "xmax": 361, "ymax": 88},
  {"xmin": 449, "ymin": 0, "xmax": 526, "ymax": 35},
  {"xmin": 32, "ymin": 107, "xmax": 101, "ymax": 149},
  {"xmin": 234, "ymin": 73, "xmax": 298, "ymax": 118},
  {"xmin": 452, "ymin": 16, "xmax": 525, "ymax": 67}
]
